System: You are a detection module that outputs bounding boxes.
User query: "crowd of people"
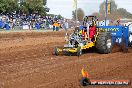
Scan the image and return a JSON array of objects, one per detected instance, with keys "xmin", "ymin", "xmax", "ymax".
[{"xmin": 0, "ymin": 13, "xmax": 70, "ymax": 31}]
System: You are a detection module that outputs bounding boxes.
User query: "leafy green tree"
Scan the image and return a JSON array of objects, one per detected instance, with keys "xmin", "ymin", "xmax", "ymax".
[
  {"xmin": 0, "ymin": 0, "xmax": 6, "ymax": 13},
  {"xmin": 77, "ymin": 8, "xmax": 85, "ymax": 21},
  {"xmin": 19, "ymin": 0, "xmax": 47, "ymax": 15},
  {"xmin": 57, "ymin": 14, "xmax": 63, "ymax": 19},
  {"xmin": 0, "ymin": 0, "xmax": 18, "ymax": 14},
  {"xmin": 99, "ymin": 0, "xmax": 118, "ymax": 20},
  {"xmin": 94, "ymin": 0, "xmax": 132, "ymax": 21},
  {"xmin": 0, "ymin": 0, "xmax": 48, "ymax": 15},
  {"xmin": 117, "ymin": 8, "xmax": 132, "ymax": 19},
  {"xmin": 99, "ymin": 0, "xmax": 117, "ymax": 15},
  {"xmin": 72, "ymin": 8, "xmax": 85, "ymax": 22},
  {"xmin": 72, "ymin": 11, "xmax": 75, "ymax": 20}
]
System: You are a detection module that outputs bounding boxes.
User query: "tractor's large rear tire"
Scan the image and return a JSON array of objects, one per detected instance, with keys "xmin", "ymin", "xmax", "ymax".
[{"xmin": 96, "ymin": 32, "xmax": 112, "ymax": 54}]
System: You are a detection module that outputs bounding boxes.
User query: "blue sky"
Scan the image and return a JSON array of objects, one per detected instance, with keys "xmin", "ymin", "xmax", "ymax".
[{"xmin": 47, "ymin": 0, "xmax": 132, "ymax": 19}]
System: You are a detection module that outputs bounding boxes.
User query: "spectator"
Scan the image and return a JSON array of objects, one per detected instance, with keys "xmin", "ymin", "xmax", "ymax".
[
  {"xmin": 53, "ymin": 21, "xmax": 56, "ymax": 31},
  {"xmin": 53, "ymin": 21, "xmax": 60, "ymax": 31},
  {"xmin": 63, "ymin": 19, "xmax": 69, "ymax": 31}
]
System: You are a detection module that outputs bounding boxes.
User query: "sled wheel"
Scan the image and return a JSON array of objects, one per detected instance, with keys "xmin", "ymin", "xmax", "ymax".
[
  {"xmin": 77, "ymin": 46, "xmax": 82, "ymax": 56},
  {"xmin": 54, "ymin": 47, "xmax": 59, "ymax": 56}
]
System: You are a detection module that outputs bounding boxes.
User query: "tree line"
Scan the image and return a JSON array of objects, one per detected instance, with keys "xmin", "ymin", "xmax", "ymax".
[
  {"xmin": 72, "ymin": 0, "xmax": 132, "ymax": 22},
  {"xmin": 93, "ymin": 0, "xmax": 132, "ymax": 21},
  {"xmin": 0, "ymin": 0, "xmax": 48, "ymax": 15}
]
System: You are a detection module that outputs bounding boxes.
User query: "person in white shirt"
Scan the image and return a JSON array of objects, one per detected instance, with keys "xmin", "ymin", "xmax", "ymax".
[{"xmin": 63, "ymin": 19, "xmax": 69, "ymax": 31}]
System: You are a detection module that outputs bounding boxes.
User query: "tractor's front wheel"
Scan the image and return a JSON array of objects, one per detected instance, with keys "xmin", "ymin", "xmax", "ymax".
[
  {"xmin": 54, "ymin": 47, "xmax": 59, "ymax": 56},
  {"xmin": 96, "ymin": 32, "xmax": 112, "ymax": 54},
  {"xmin": 77, "ymin": 46, "xmax": 82, "ymax": 56}
]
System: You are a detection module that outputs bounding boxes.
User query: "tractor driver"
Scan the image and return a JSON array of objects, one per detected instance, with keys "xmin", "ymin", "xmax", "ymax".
[
  {"xmin": 89, "ymin": 22, "xmax": 96, "ymax": 42},
  {"xmin": 79, "ymin": 26, "xmax": 88, "ymax": 41}
]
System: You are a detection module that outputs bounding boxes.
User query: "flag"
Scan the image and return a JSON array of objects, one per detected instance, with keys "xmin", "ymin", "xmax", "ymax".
[
  {"xmin": 73, "ymin": 0, "xmax": 77, "ymax": 10},
  {"xmin": 107, "ymin": 1, "xmax": 111, "ymax": 14}
]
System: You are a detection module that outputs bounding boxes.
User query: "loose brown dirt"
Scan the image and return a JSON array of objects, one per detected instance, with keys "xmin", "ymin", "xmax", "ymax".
[{"xmin": 0, "ymin": 30, "xmax": 132, "ymax": 88}]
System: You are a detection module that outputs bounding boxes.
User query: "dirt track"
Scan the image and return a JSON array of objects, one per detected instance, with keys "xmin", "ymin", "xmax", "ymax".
[{"xmin": 0, "ymin": 30, "xmax": 132, "ymax": 88}]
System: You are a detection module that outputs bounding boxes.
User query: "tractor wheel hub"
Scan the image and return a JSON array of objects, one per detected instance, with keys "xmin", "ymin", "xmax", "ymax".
[{"xmin": 107, "ymin": 39, "xmax": 112, "ymax": 49}]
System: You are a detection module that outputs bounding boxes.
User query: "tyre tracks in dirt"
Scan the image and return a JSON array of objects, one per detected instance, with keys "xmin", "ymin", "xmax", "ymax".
[{"xmin": 0, "ymin": 31, "xmax": 132, "ymax": 88}]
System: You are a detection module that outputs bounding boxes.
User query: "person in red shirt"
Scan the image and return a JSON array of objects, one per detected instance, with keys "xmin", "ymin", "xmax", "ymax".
[{"xmin": 89, "ymin": 25, "xmax": 96, "ymax": 42}]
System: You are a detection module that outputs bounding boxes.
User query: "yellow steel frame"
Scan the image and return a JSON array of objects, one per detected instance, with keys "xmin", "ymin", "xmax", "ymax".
[
  {"xmin": 82, "ymin": 42, "xmax": 95, "ymax": 49},
  {"xmin": 57, "ymin": 42, "xmax": 95, "ymax": 53},
  {"xmin": 57, "ymin": 32, "xmax": 99, "ymax": 53}
]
